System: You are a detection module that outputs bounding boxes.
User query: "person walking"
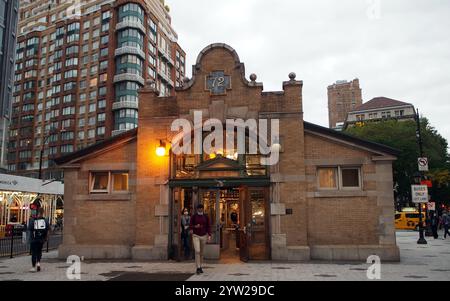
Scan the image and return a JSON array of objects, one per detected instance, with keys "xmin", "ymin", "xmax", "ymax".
[
  {"xmin": 181, "ymin": 208, "xmax": 191, "ymax": 260},
  {"xmin": 430, "ymin": 212, "xmax": 439, "ymax": 239},
  {"xmin": 442, "ymin": 211, "xmax": 450, "ymax": 239},
  {"xmin": 190, "ymin": 204, "xmax": 211, "ymax": 275},
  {"xmin": 28, "ymin": 207, "xmax": 49, "ymax": 272}
]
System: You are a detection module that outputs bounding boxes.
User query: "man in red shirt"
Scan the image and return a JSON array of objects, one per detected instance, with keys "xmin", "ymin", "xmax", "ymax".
[{"xmin": 190, "ymin": 204, "xmax": 211, "ymax": 274}]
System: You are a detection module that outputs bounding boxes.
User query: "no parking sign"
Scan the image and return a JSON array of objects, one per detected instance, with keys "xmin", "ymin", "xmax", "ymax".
[{"xmin": 418, "ymin": 157, "xmax": 429, "ymax": 172}]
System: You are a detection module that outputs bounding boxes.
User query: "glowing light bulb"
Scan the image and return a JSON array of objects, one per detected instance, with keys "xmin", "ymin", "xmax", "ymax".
[{"xmin": 156, "ymin": 140, "xmax": 166, "ymax": 157}]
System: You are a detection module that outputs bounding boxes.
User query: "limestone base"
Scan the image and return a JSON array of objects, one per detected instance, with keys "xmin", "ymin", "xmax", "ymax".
[
  {"xmin": 58, "ymin": 244, "xmax": 131, "ymax": 260},
  {"xmin": 131, "ymin": 245, "xmax": 168, "ymax": 261},
  {"xmin": 310, "ymin": 245, "xmax": 400, "ymax": 262},
  {"xmin": 287, "ymin": 246, "xmax": 311, "ymax": 261},
  {"xmin": 204, "ymin": 244, "xmax": 220, "ymax": 260}
]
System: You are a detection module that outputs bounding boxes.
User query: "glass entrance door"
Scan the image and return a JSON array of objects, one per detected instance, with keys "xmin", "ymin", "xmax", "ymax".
[
  {"xmin": 200, "ymin": 189, "xmax": 220, "ymax": 244},
  {"xmin": 240, "ymin": 187, "xmax": 270, "ymax": 261},
  {"xmin": 170, "ymin": 188, "xmax": 195, "ymax": 261},
  {"xmin": 172, "ymin": 186, "xmax": 270, "ymax": 261}
]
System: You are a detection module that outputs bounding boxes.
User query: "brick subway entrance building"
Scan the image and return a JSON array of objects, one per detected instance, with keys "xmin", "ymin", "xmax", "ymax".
[{"xmin": 55, "ymin": 44, "xmax": 400, "ymax": 262}]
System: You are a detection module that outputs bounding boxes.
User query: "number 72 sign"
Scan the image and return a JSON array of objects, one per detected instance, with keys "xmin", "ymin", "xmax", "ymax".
[{"xmin": 206, "ymin": 71, "xmax": 231, "ymax": 95}]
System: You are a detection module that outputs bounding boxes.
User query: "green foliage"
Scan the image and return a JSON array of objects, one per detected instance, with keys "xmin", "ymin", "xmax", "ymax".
[{"xmin": 344, "ymin": 119, "xmax": 450, "ymax": 205}]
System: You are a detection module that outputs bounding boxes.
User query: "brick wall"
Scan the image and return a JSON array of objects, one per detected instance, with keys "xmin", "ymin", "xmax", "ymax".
[
  {"xmin": 304, "ymin": 133, "xmax": 394, "ymax": 247},
  {"xmin": 62, "ymin": 139, "xmax": 137, "ymax": 248}
]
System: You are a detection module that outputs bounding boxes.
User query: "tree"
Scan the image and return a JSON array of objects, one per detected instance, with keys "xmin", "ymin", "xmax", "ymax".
[{"xmin": 344, "ymin": 118, "xmax": 450, "ymax": 209}]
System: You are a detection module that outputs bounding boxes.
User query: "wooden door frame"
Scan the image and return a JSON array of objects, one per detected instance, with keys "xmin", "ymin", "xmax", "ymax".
[
  {"xmin": 239, "ymin": 186, "xmax": 271, "ymax": 261},
  {"xmin": 239, "ymin": 186, "xmax": 249, "ymax": 262},
  {"xmin": 169, "ymin": 187, "xmax": 182, "ymax": 261}
]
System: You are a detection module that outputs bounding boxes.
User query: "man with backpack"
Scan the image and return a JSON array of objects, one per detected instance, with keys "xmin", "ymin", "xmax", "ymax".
[
  {"xmin": 190, "ymin": 204, "xmax": 211, "ymax": 275},
  {"xmin": 28, "ymin": 207, "xmax": 49, "ymax": 272}
]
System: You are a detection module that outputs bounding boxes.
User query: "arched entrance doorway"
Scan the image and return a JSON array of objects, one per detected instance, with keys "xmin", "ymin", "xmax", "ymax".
[{"xmin": 169, "ymin": 129, "xmax": 271, "ymax": 262}]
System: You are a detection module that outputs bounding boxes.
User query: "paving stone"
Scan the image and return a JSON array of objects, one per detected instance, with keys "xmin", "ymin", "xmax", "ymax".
[{"xmin": 0, "ymin": 231, "xmax": 449, "ymax": 281}]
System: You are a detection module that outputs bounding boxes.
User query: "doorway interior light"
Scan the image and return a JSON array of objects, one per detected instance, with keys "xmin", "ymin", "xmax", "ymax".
[{"xmin": 156, "ymin": 140, "xmax": 166, "ymax": 157}]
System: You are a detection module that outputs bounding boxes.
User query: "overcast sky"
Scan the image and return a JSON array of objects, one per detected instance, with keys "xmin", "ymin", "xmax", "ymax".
[{"xmin": 170, "ymin": 0, "xmax": 450, "ymax": 144}]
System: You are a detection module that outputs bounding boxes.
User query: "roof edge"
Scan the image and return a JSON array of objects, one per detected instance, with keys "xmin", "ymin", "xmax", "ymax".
[
  {"xmin": 303, "ymin": 121, "xmax": 400, "ymax": 156},
  {"xmin": 54, "ymin": 128, "xmax": 138, "ymax": 165}
]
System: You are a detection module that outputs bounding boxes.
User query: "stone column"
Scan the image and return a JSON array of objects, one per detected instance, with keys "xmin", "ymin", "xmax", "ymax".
[
  {"xmin": 373, "ymin": 159, "xmax": 400, "ymax": 261},
  {"xmin": 132, "ymin": 117, "xmax": 174, "ymax": 260}
]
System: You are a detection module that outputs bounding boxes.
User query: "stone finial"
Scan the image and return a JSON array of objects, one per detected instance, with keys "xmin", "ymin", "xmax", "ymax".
[
  {"xmin": 289, "ymin": 72, "xmax": 296, "ymax": 81},
  {"xmin": 250, "ymin": 73, "xmax": 257, "ymax": 82}
]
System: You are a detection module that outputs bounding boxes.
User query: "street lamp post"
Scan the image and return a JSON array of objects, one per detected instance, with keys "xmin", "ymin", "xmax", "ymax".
[
  {"xmin": 38, "ymin": 129, "xmax": 64, "ymax": 180},
  {"xmin": 413, "ymin": 172, "xmax": 427, "ymax": 244},
  {"xmin": 38, "ymin": 135, "xmax": 51, "ymax": 180},
  {"xmin": 414, "ymin": 109, "xmax": 427, "ymax": 245}
]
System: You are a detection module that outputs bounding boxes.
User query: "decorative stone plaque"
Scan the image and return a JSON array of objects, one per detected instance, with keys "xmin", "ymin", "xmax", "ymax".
[{"xmin": 205, "ymin": 71, "xmax": 231, "ymax": 95}]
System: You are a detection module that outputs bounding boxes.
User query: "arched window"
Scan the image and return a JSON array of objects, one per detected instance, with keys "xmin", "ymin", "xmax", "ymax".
[{"xmin": 171, "ymin": 129, "xmax": 268, "ymax": 179}]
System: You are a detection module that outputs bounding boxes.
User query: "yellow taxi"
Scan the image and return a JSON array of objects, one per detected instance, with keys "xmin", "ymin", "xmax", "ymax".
[{"xmin": 395, "ymin": 210, "xmax": 426, "ymax": 230}]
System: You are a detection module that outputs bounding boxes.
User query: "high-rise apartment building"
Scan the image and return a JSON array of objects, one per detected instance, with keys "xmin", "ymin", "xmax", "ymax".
[
  {"xmin": 0, "ymin": 0, "xmax": 19, "ymax": 170},
  {"xmin": 8, "ymin": 0, "xmax": 186, "ymax": 179},
  {"xmin": 327, "ymin": 79, "xmax": 362, "ymax": 130}
]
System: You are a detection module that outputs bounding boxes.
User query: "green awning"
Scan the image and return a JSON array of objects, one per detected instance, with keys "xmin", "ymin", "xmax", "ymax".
[{"xmin": 169, "ymin": 177, "xmax": 270, "ymax": 188}]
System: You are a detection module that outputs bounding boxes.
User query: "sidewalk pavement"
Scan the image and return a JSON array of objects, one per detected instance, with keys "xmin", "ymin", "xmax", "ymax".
[{"xmin": 0, "ymin": 231, "xmax": 449, "ymax": 281}]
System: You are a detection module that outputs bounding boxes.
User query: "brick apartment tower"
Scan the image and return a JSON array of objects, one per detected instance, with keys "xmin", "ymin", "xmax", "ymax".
[
  {"xmin": 327, "ymin": 79, "xmax": 362, "ymax": 129},
  {"xmin": 8, "ymin": 0, "xmax": 186, "ymax": 179},
  {"xmin": 0, "ymin": 0, "xmax": 19, "ymax": 170}
]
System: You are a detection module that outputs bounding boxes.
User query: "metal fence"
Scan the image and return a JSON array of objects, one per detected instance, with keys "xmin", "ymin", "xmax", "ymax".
[{"xmin": 0, "ymin": 232, "xmax": 63, "ymax": 258}]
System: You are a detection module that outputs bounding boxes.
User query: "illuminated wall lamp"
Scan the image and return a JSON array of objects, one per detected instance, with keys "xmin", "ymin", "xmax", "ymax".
[{"xmin": 156, "ymin": 140, "xmax": 167, "ymax": 157}]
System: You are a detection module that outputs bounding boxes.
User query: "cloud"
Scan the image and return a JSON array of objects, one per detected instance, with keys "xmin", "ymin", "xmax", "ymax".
[{"xmin": 170, "ymin": 0, "xmax": 450, "ymax": 144}]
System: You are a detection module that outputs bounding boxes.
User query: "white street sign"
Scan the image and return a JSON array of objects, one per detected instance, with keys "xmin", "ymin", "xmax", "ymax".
[
  {"xmin": 427, "ymin": 202, "xmax": 436, "ymax": 211},
  {"xmin": 412, "ymin": 185, "xmax": 429, "ymax": 203},
  {"xmin": 418, "ymin": 157, "xmax": 429, "ymax": 172}
]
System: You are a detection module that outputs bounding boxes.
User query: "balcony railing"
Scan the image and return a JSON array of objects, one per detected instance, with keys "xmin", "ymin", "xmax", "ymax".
[
  {"xmin": 158, "ymin": 45, "xmax": 174, "ymax": 66},
  {"xmin": 113, "ymin": 73, "xmax": 145, "ymax": 86},
  {"xmin": 115, "ymin": 46, "xmax": 145, "ymax": 60},
  {"xmin": 115, "ymin": 20, "xmax": 146, "ymax": 34},
  {"xmin": 112, "ymin": 101, "xmax": 139, "ymax": 111},
  {"xmin": 157, "ymin": 68, "xmax": 174, "ymax": 87},
  {"xmin": 112, "ymin": 129, "xmax": 127, "ymax": 136}
]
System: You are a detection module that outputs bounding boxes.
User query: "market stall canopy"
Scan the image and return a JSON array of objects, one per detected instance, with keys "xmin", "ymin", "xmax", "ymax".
[{"xmin": 0, "ymin": 174, "xmax": 63, "ymax": 195}]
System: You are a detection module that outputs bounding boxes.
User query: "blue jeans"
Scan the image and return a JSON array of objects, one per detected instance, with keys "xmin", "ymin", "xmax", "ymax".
[{"xmin": 182, "ymin": 231, "xmax": 191, "ymax": 258}]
